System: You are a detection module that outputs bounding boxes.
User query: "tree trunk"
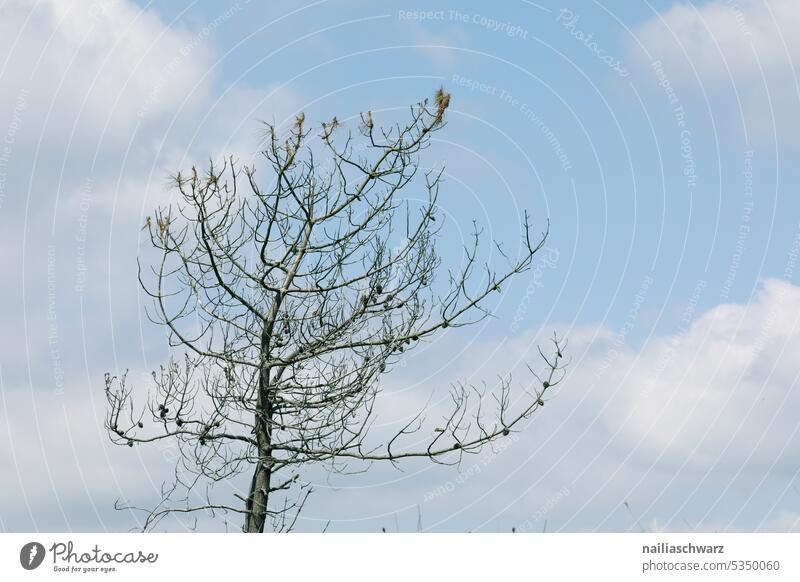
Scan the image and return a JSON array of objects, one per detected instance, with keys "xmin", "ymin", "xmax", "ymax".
[
  {"xmin": 245, "ymin": 458, "xmax": 271, "ymax": 532},
  {"xmin": 245, "ymin": 351, "xmax": 273, "ymax": 532}
]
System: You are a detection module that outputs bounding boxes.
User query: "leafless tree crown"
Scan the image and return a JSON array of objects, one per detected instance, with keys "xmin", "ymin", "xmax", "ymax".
[{"xmin": 104, "ymin": 90, "xmax": 566, "ymax": 532}]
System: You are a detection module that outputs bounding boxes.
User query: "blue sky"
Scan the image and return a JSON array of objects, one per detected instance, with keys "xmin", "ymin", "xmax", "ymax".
[{"xmin": 2, "ymin": 0, "xmax": 800, "ymax": 533}]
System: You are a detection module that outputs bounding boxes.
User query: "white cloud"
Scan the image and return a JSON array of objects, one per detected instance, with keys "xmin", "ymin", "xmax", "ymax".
[
  {"xmin": 629, "ymin": 0, "xmax": 800, "ymax": 142},
  {"xmin": 0, "ymin": 0, "xmax": 302, "ymax": 216},
  {"xmin": 293, "ymin": 278, "xmax": 800, "ymax": 531},
  {"xmin": 636, "ymin": 0, "xmax": 800, "ymax": 79},
  {"xmin": 364, "ymin": 278, "xmax": 800, "ymax": 531},
  {"xmin": 4, "ymin": 277, "xmax": 800, "ymax": 531},
  {"xmin": 4, "ymin": 0, "xmax": 800, "ymax": 532},
  {"xmin": 0, "ymin": 0, "xmax": 212, "ymax": 145},
  {"xmin": 595, "ymin": 278, "xmax": 800, "ymax": 470},
  {"xmin": 0, "ymin": 377, "xmax": 177, "ymax": 530},
  {"xmin": 0, "ymin": 0, "xmax": 303, "ymax": 531}
]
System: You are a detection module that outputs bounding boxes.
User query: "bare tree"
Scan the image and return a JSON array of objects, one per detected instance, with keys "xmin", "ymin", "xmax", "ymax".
[{"xmin": 104, "ymin": 90, "xmax": 567, "ymax": 533}]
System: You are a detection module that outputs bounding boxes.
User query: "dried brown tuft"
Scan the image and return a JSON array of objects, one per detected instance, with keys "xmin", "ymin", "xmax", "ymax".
[{"xmin": 434, "ymin": 88, "xmax": 451, "ymax": 122}]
